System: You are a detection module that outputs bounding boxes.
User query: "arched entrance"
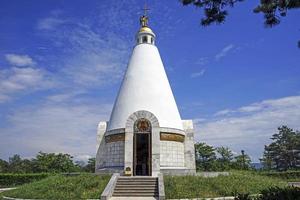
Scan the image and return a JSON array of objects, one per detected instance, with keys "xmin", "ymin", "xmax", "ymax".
[{"xmin": 133, "ymin": 118, "xmax": 152, "ymax": 176}]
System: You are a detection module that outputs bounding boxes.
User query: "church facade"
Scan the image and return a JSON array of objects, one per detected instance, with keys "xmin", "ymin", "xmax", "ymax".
[{"xmin": 95, "ymin": 14, "xmax": 196, "ymax": 176}]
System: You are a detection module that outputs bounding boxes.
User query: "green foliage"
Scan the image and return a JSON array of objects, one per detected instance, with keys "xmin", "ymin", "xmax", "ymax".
[
  {"xmin": 217, "ymin": 146, "xmax": 234, "ymax": 170},
  {"xmin": 0, "ymin": 173, "xmax": 49, "ymax": 187},
  {"xmin": 83, "ymin": 157, "xmax": 96, "ymax": 172},
  {"xmin": 258, "ymin": 186, "xmax": 300, "ymax": 200},
  {"xmin": 260, "ymin": 170, "xmax": 300, "ymax": 180},
  {"xmin": 32, "ymin": 151, "xmax": 80, "ymax": 173},
  {"xmin": 181, "ymin": 0, "xmax": 299, "ymax": 27},
  {"xmin": 232, "ymin": 150, "xmax": 252, "ymax": 170},
  {"xmin": 0, "ymin": 152, "xmax": 90, "ymax": 173},
  {"xmin": 181, "ymin": 0, "xmax": 245, "ymax": 26},
  {"xmin": 234, "ymin": 193, "xmax": 252, "ymax": 200},
  {"xmin": 260, "ymin": 126, "xmax": 300, "ymax": 171},
  {"xmin": 195, "ymin": 142, "xmax": 217, "ymax": 171},
  {"xmin": 2, "ymin": 174, "xmax": 111, "ymax": 199},
  {"xmin": 164, "ymin": 171, "xmax": 287, "ymax": 199},
  {"xmin": 253, "ymin": 0, "xmax": 300, "ymax": 27},
  {"xmin": 180, "ymin": 0, "xmax": 300, "ymax": 47},
  {"xmin": 195, "ymin": 143, "xmax": 252, "ymax": 171},
  {"xmin": 0, "ymin": 159, "xmax": 8, "ymax": 173}
]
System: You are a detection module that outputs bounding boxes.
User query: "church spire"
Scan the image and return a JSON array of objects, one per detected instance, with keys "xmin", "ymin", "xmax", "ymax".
[
  {"xmin": 140, "ymin": 4, "xmax": 150, "ymax": 27},
  {"xmin": 136, "ymin": 4, "xmax": 155, "ymax": 45}
]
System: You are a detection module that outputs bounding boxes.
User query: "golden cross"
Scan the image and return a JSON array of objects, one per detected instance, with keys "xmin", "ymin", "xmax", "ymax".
[{"xmin": 142, "ymin": 3, "xmax": 150, "ymax": 16}]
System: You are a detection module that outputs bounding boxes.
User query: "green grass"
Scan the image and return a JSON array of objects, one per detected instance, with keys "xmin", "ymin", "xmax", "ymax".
[
  {"xmin": 1, "ymin": 174, "xmax": 110, "ymax": 199},
  {"xmin": 164, "ymin": 171, "xmax": 288, "ymax": 199},
  {"xmin": 0, "ymin": 171, "xmax": 297, "ymax": 199}
]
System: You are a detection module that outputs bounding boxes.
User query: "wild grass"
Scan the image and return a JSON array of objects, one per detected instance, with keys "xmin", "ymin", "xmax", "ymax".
[
  {"xmin": 164, "ymin": 171, "xmax": 288, "ymax": 199},
  {"xmin": 1, "ymin": 174, "xmax": 110, "ymax": 199},
  {"xmin": 0, "ymin": 171, "xmax": 294, "ymax": 199}
]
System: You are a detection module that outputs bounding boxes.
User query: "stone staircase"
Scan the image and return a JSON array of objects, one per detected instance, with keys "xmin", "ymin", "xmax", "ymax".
[{"xmin": 112, "ymin": 176, "xmax": 159, "ymax": 197}]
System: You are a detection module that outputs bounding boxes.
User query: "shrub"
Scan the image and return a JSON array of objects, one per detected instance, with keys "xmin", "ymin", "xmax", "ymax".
[
  {"xmin": 0, "ymin": 173, "xmax": 49, "ymax": 187},
  {"xmin": 258, "ymin": 186, "xmax": 300, "ymax": 200},
  {"xmin": 234, "ymin": 193, "xmax": 252, "ymax": 200},
  {"xmin": 261, "ymin": 171, "xmax": 300, "ymax": 180}
]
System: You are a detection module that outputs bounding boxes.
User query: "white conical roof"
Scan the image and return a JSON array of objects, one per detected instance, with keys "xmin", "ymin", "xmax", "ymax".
[{"xmin": 107, "ymin": 19, "xmax": 183, "ymax": 131}]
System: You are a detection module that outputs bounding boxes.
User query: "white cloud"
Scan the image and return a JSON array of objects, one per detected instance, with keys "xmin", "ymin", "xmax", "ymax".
[
  {"xmin": 195, "ymin": 95, "xmax": 300, "ymax": 161},
  {"xmin": 214, "ymin": 109, "xmax": 233, "ymax": 116},
  {"xmin": 195, "ymin": 57, "xmax": 209, "ymax": 66},
  {"xmin": 0, "ymin": 67, "xmax": 54, "ymax": 102},
  {"xmin": 0, "ymin": 102, "xmax": 112, "ymax": 160},
  {"xmin": 37, "ymin": 17, "xmax": 66, "ymax": 30},
  {"xmin": 190, "ymin": 69, "xmax": 206, "ymax": 78},
  {"xmin": 5, "ymin": 54, "xmax": 35, "ymax": 67},
  {"xmin": 215, "ymin": 44, "xmax": 235, "ymax": 60}
]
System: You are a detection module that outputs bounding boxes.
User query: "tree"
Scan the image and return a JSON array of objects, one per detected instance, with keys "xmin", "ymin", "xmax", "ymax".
[
  {"xmin": 84, "ymin": 157, "xmax": 96, "ymax": 173},
  {"xmin": 232, "ymin": 150, "xmax": 252, "ymax": 170},
  {"xmin": 254, "ymin": 0, "xmax": 300, "ymax": 27},
  {"xmin": 261, "ymin": 126, "xmax": 300, "ymax": 170},
  {"xmin": 180, "ymin": 0, "xmax": 300, "ymax": 47},
  {"xmin": 195, "ymin": 142, "xmax": 217, "ymax": 171},
  {"xmin": 181, "ymin": 0, "xmax": 245, "ymax": 26},
  {"xmin": 32, "ymin": 152, "xmax": 79, "ymax": 173},
  {"xmin": 0, "ymin": 159, "xmax": 8, "ymax": 173},
  {"xmin": 181, "ymin": 0, "xmax": 300, "ymax": 26},
  {"xmin": 260, "ymin": 145, "xmax": 273, "ymax": 170},
  {"xmin": 216, "ymin": 146, "xmax": 234, "ymax": 170},
  {"xmin": 8, "ymin": 154, "xmax": 24, "ymax": 173}
]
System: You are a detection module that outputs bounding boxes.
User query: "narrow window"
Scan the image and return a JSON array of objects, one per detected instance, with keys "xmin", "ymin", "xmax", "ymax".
[
  {"xmin": 142, "ymin": 36, "xmax": 147, "ymax": 43},
  {"xmin": 151, "ymin": 37, "xmax": 154, "ymax": 44}
]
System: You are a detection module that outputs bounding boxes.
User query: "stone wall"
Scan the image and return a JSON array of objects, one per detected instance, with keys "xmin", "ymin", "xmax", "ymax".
[
  {"xmin": 103, "ymin": 141, "xmax": 125, "ymax": 167},
  {"xmin": 160, "ymin": 140, "xmax": 184, "ymax": 167}
]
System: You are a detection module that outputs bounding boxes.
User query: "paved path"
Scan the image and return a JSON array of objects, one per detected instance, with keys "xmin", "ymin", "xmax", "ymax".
[
  {"xmin": 110, "ymin": 197, "xmax": 158, "ymax": 200},
  {"xmin": 0, "ymin": 188, "xmax": 16, "ymax": 193},
  {"xmin": 288, "ymin": 182, "xmax": 300, "ymax": 187}
]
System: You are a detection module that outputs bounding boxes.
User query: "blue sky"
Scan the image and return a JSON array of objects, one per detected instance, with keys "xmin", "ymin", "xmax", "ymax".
[{"xmin": 0, "ymin": 0, "xmax": 299, "ymax": 162}]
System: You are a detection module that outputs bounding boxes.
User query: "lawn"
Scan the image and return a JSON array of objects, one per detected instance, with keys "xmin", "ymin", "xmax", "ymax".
[
  {"xmin": 1, "ymin": 174, "xmax": 110, "ymax": 199},
  {"xmin": 0, "ymin": 171, "xmax": 295, "ymax": 199},
  {"xmin": 164, "ymin": 171, "xmax": 288, "ymax": 199}
]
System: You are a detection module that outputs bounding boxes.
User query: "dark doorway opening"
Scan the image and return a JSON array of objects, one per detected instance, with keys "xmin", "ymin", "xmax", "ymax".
[
  {"xmin": 133, "ymin": 118, "xmax": 152, "ymax": 176},
  {"xmin": 134, "ymin": 133, "xmax": 151, "ymax": 176}
]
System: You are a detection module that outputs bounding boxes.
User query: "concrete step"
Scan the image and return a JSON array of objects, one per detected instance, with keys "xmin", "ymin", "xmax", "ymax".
[
  {"xmin": 113, "ymin": 193, "xmax": 158, "ymax": 197},
  {"xmin": 116, "ymin": 182, "xmax": 157, "ymax": 186},
  {"xmin": 112, "ymin": 177, "xmax": 159, "ymax": 197},
  {"xmin": 114, "ymin": 188, "xmax": 158, "ymax": 192},
  {"xmin": 117, "ymin": 179, "xmax": 157, "ymax": 182},
  {"xmin": 115, "ymin": 186, "xmax": 157, "ymax": 188},
  {"xmin": 110, "ymin": 197, "xmax": 157, "ymax": 200},
  {"xmin": 117, "ymin": 180, "xmax": 157, "ymax": 183}
]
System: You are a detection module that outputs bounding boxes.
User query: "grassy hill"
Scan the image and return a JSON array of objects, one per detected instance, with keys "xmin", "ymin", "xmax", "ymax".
[{"xmin": 0, "ymin": 171, "xmax": 296, "ymax": 199}]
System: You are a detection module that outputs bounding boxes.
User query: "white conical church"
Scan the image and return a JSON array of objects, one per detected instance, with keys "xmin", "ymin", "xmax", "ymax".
[{"xmin": 96, "ymin": 14, "xmax": 196, "ymax": 176}]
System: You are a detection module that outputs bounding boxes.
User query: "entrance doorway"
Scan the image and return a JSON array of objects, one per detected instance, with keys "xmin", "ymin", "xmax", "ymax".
[{"xmin": 133, "ymin": 119, "xmax": 152, "ymax": 176}]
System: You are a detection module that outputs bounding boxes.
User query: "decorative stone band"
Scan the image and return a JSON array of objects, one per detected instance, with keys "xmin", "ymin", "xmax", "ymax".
[
  {"xmin": 160, "ymin": 132, "xmax": 185, "ymax": 143},
  {"xmin": 105, "ymin": 128, "xmax": 125, "ymax": 136},
  {"xmin": 104, "ymin": 127, "xmax": 186, "ymax": 143},
  {"xmin": 105, "ymin": 133, "xmax": 125, "ymax": 143}
]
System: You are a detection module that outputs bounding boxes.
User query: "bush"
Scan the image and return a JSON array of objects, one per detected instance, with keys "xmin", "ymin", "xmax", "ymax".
[
  {"xmin": 258, "ymin": 186, "xmax": 300, "ymax": 200},
  {"xmin": 261, "ymin": 171, "xmax": 300, "ymax": 180},
  {"xmin": 234, "ymin": 193, "xmax": 252, "ymax": 200},
  {"xmin": 0, "ymin": 173, "xmax": 49, "ymax": 187}
]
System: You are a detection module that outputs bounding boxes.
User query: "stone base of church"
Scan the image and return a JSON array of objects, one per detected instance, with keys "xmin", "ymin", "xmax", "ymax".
[
  {"xmin": 160, "ymin": 167, "xmax": 196, "ymax": 175},
  {"xmin": 95, "ymin": 111, "xmax": 197, "ymax": 176},
  {"xmin": 95, "ymin": 166, "xmax": 124, "ymax": 174}
]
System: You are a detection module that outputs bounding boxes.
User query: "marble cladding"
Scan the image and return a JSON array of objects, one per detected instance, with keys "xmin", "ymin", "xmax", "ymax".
[
  {"xmin": 160, "ymin": 140, "xmax": 184, "ymax": 167},
  {"xmin": 103, "ymin": 141, "xmax": 124, "ymax": 167}
]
